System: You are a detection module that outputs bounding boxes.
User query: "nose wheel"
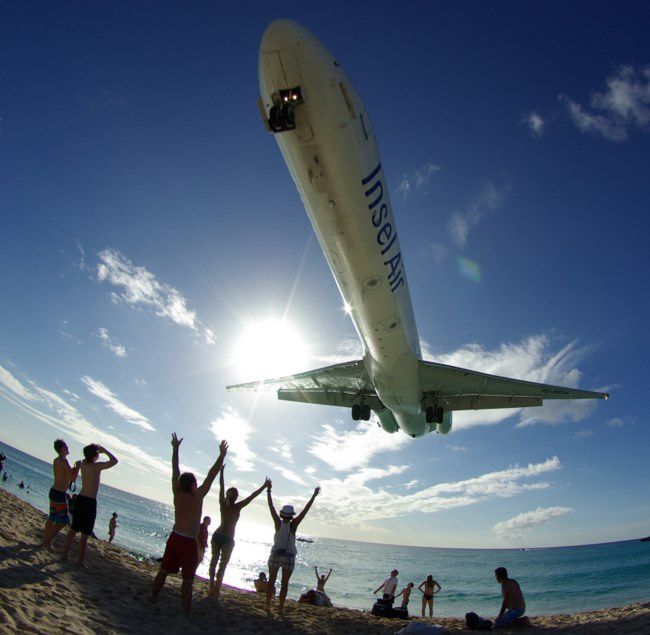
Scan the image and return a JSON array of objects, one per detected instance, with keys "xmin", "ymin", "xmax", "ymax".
[{"xmin": 352, "ymin": 404, "xmax": 371, "ymax": 421}]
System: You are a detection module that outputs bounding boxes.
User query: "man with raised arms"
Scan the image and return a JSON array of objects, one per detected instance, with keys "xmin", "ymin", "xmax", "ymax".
[
  {"xmin": 151, "ymin": 433, "xmax": 227, "ymax": 614},
  {"xmin": 43, "ymin": 439, "xmax": 80, "ymax": 549}
]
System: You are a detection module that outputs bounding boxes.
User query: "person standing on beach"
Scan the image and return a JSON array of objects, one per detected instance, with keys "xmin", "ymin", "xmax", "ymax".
[
  {"xmin": 493, "ymin": 567, "xmax": 526, "ymax": 629},
  {"xmin": 0, "ymin": 452, "xmax": 6, "ymax": 472},
  {"xmin": 209, "ymin": 465, "xmax": 270, "ymax": 599},
  {"xmin": 43, "ymin": 439, "xmax": 80, "ymax": 549},
  {"xmin": 396, "ymin": 582, "xmax": 414, "ymax": 609},
  {"xmin": 315, "ymin": 566, "xmax": 333, "ymax": 592},
  {"xmin": 197, "ymin": 515, "xmax": 210, "ymax": 563},
  {"xmin": 108, "ymin": 512, "xmax": 118, "ymax": 544},
  {"xmin": 151, "ymin": 434, "xmax": 227, "ymax": 614},
  {"xmin": 374, "ymin": 569, "xmax": 399, "ymax": 605},
  {"xmin": 61, "ymin": 444, "xmax": 118, "ymax": 565},
  {"xmin": 266, "ymin": 483, "xmax": 320, "ymax": 616},
  {"xmin": 418, "ymin": 574, "xmax": 441, "ymax": 617}
]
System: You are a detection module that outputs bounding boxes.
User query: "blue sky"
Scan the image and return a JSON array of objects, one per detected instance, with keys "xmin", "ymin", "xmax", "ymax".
[{"xmin": 1, "ymin": 1, "xmax": 649, "ymax": 548}]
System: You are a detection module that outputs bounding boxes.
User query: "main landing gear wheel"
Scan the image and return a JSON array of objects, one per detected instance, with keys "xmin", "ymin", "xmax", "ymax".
[
  {"xmin": 281, "ymin": 102, "xmax": 295, "ymax": 128},
  {"xmin": 426, "ymin": 406, "xmax": 444, "ymax": 424},
  {"xmin": 352, "ymin": 405, "xmax": 371, "ymax": 421},
  {"xmin": 269, "ymin": 105, "xmax": 283, "ymax": 132}
]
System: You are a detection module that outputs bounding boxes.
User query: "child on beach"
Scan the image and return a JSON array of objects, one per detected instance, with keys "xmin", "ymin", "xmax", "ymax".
[
  {"xmin": 315, "ymin": 566, "xmax": 333, "ymax": 592},
  {"xmin": 419, "ymin": 574, "xmax": 442, "ymax": 617},
  {"xmin": 374, "ymin": 569, "xmax": 399, "ymax": 605},
  {"xmin": 493, "ymin": 566, "xmax": 526, "ymax": 629},
  {"xmin": 266, "ymin": 483, "xmax": 320, "ymax": 616},
  {"xmin": 108, "ymin": 512, "xmax": 118, "ymax": 543},
  {"xmin": 209, "ymin": 465, "xmax": 270, "ymax": 600},
  {"xmin": 61, "ymin": 444, "xmax": 118, "ymax": 565},
  {"xmin": 197, "ymin": 515, "xmax": 210, "ymax": 563},
  {"xmin": 254, "ymin": 571, "xmax": 275, "ymax": 595},
  {"xmin": 43, "ymin": 439, "xmax": 80, "ymax": 549},
  {"xmin": 151, "ymin": 434, "xmax": 227, "ymax": 614},
  {"xmin": 396, "ymin": 582, "xmax": 414, "ymax": 609}
]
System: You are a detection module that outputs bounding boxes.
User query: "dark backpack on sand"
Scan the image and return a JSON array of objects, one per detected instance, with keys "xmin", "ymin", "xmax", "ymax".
[{"xmin": 466, "ymin": 612, "xmax": 493, "ymax": 631}]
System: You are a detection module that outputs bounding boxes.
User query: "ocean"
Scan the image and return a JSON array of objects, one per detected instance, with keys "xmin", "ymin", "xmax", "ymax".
[{"xmin": 1, "ymin": 440, "xmax": 648, "ymax": 617}]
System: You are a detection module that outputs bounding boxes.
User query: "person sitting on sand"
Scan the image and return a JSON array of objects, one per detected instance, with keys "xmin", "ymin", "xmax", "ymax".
[
  {"xmin": 315, "ymin": 566, "xmax": 333, "ymax": 592},
  {"xmin": 209, "ymin": 465, "xmax": 270, "ymax": 600},
  {"xmin": 493, "ymin": 566, "xmax": 526, "ymax": 629},
  {"xmin": 254, "ymin": 571, "xmax": 275, "ymax": 595},
  {"xmin": 197, "ymin": 515, "xmax": 210, "ymax": 563},
  {"xmin": 396, "ymin": 582, "xmax": 414, "ymax": 609},
  {"xmin": 374, "ymin": 569, "xmax": 399, "ymax": 605},
  {"xmin": 266, "ymin": 483, "xmax": 320, "ymax": 616},
  {"xmin": 418, "ymin": 574, "xmax": 442, "ymax": 617},
  {"xmin": 108, "ymin": 512, "xmax": 118, "ymax": 544},
  {"xmin": 61, "ymin": 444, "xmax": 118, "ymax": 566},
  {"xmin": 43, "ymin": 439, "xmax": 81, "ymax": 549},
  {"xmin": 151, "ymin": 434, "xmax": 227, "ymax": 614}
]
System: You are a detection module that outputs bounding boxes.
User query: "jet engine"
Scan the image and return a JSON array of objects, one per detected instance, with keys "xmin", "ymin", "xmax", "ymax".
[{"xmin": 436, "ymin": 411, "xmax": 452, "ymax": 435}]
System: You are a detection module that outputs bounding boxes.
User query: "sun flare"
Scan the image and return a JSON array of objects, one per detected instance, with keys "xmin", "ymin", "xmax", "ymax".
[{"xmin": 232, "ymin": 318, "xmax": 311, "ymax": 381}]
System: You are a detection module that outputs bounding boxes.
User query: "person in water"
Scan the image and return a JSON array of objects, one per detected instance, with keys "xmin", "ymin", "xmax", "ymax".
[
  {"xmin": 197, "ymin": 515, "xmax": 210, "ymax": 563},
  {"xmin": 314, "ymin": 566, "xmax": 333, "ymax": 592},
  {"xmin": 150, "ymin": 434, "xmax": 227, "ymax": 614},
  {"xmin": 266, "ymin": 483, "xmax": 320, "ymax": 616},
  {"xmin": 43, "ymin": 439, "xmax": 81, "ymax": 549},
  {"xmin": 418, "ymin": 574, "xmax": 442, "ymax": 617},
  {"xmin": 61, "ymin": 444, "xmax": 118, "ymax": 566},
  {"xmin": 374, "ymin": 569, "xmax": 399, "ymax": 605},
  {"xmin": 254, "ymin": 571, "xmax": 275, "ymax": 595},
  {"xmin": 493, "ymin": 567, "xmax": 526, "ymax": 629},
  {"xmin": 108, "ymin": 512, "xmax": 118, "ymax": 544},
  {"xmin": 209, "ymin": 465, "xmax": 270, "ymax": 599},
  {"xmin": 397, "ymin": 582, "xmax": 415, "ymax": 609}
]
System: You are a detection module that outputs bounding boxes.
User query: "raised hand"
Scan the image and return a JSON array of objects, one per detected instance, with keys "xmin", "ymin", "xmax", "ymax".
[
  {"xmin": 264, "ymin": 477, "xmax": 272, "ymax": 489},
  {"xmin": 171, "ymin": 433, "xmax": 183, "ymax": 449},
  {"xmin": 96, "ymin": 445, "xmax": 105, "ymax": 454},
  {"xmin": 219, "ymin": 440, "xmax": 229, "ymax": 457},
  {"xmin": 314, "ymin": 486, "xmax": 321, "ymax": 496}
]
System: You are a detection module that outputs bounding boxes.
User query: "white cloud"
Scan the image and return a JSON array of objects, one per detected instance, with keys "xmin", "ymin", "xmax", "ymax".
[
  {"xmin": 270, "ymin": 435, "xmax": 293, "ymax": 462},
  {"xmin": 397, "ymin": 162, "xmax": 441, "ymax": 199},
  {"xmin": 607, "ymin": 417, "xmax": 625, "ymax": 427},
  {"xmin": 561, "ymin": 66, "xmax": 650, "ymax": 141},
  {"xmin": 96, "ymin": 249, "xmax": 214, "ymax": 344},
  {"xmin": 81, "ymin": 376, "xmax": 155, "ymax": 431},
  {"xmin": 313, "ymin": 457, "xmax": 562, "ymax": 527},
  {"xmin": 97, "ymin": 327, "xmax": 127, "ymax": 358},
  {"xmin": 209, "ymin": 406, "xmax": 256, "ymax": 472},
  {"xmin": 0, "ymin": 364, "xmax": 37, "ymax": 401},
  {"xmin": 0, "ymin": 365, "xmax": 168, "ymax": 477},
  {"xmin": 449, "ymin": 445, "xmax": 469, "ymax": 452},
  {"xmin": 308, "ymin": 418, "xmax": 411, "ymax": 471},
  {"xmin": 574, "ymin": 430, "xmax": 594, "ymax": 439},
  {"xmin": 404, "ymin": 479, "xmax": 419, "ymax": 490},
  {"xmin": 305, "ymin": 466, "xmax": 317, "ymax": 475},
  {"xmin": 314, "ymin": 338, "xmax": 363, "ymax": 365},
  {"xmin": 494, "ymin": 505, "xmax": 572, "ymax": 540},
  {"xmin": 447, "ymin": 181, "xmax": 508, "ymax": 247},
  {"xmin": 522, "ymin": 111, "xmax": 545, "ymax": 137},
  {"xmin": 262, "ymin": 459, "xmax": 306, "ymax": 486}
]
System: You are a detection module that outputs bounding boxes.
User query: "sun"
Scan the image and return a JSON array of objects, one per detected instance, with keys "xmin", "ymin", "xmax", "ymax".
[{"xmin": 232, "ymin": 318, "xmax": 311, "ymax": 381}]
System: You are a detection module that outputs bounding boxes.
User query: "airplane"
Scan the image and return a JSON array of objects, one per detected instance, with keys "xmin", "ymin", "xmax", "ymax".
[{"xmin": 226, "ymin": 19, "xmax": 608, "ymax": 438}]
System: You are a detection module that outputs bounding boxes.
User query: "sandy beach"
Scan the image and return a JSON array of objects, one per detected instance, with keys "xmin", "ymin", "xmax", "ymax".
[{"xmin": 0, "ymin": 489, "xmax": 648, "ymax": 634}]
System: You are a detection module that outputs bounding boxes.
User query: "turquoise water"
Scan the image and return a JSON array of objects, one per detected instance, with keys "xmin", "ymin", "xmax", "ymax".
[{"xmin": 2, "ymin": 441, "xmax": 649, "ymax": 617}]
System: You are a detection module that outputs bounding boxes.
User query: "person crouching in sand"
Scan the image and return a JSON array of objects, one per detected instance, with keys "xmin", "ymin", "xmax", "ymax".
[
  {"xmin": 43, "ymin": 439, "xmax": 80, "ymax": 549},
  {"xmin": 61, "ymin": 444, "xmax": 118, "ymax": 566},
  {"xmin": 150, "ymin": 434, "xmax": 227, "ymax": 614},
  {"xmin": 494, "ymin": 566, "xmax": 526, "ymax": 629},
  {"xmin": 208, "ymin": 465, "xmax": 270, "ymax": 600},
  {"xmin": 266, "ymin": 483, "xmax": 320, "ymax": 616}
]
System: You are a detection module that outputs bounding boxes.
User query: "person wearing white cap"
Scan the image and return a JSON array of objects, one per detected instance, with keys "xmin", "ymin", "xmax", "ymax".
[{"xmin": 265, "ymin": 482, "xmax": 320, "ymax": 616}]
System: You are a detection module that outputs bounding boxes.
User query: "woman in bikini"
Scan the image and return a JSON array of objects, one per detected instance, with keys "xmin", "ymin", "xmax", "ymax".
[
  {"xmin": 418, "ymin": 574, "xmax": 441, "ymax": 617},
  {"xmin": 208, "ymin": 465, "xmax": 270, "ymax": 599}
]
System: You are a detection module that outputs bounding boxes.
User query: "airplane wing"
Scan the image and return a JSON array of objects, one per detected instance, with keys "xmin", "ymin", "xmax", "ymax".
[
  {"xmin": 418, "ymin": 360, "xmax": 608, "ymax": 411},
  {"xmin": 226, "ymin": 359, "xmax": 377, "ymax": 407}
]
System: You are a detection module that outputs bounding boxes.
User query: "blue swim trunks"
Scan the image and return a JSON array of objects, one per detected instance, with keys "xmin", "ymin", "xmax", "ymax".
[
  {"xmin": 48, "ymin": 487, "xmax": 70, "ymax": 525},
  {"xmin": 494, "ymin": 607, "xmax": 526, "ymax": 628}
]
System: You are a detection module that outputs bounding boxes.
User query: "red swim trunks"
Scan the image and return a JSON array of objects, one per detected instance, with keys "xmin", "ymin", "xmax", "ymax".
[{"xmin": 161, "ymin": 532, "xmax": 199, "ymax": 579}]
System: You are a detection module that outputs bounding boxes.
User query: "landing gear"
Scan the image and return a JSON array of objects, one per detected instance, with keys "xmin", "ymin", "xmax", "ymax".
[
  {"xmin": 426, "ymin": 406, "xmax": 444, "ymax": 424},
  {"xmin": 352, "ymin": 404, "xmax": 371, "ymax": 421},
  {"xmin": 268, "ymin": 103, "xmax": 296, "ymax": 133}
]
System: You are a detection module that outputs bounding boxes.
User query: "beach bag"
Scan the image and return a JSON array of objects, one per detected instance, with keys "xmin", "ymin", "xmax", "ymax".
[
  {"xmin": 371, "ymin": 597, "xmax": 392, "ymax": 617},
  {"xmin": 391, "ymin": 605, "xmax": 409, "ymax": 619},
  {"xmin": 465, "ymin": 611, "xmax": 493, "ymax": 631}
]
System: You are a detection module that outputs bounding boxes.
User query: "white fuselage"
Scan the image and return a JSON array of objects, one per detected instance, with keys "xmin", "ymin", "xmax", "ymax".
[{"xmin": 259, "ymin": 20, "xmax": 431, "ymax": 436}]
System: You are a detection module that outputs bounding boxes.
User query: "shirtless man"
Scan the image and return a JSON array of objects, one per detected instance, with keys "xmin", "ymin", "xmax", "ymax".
[
  {"xmin": 494, "ymin": 567, "xmax": 526, "ymax": 629},
  {"xmin": 209, "ymin": 465, "xmax": 269, "ymax": 599},
  {"xmin": 396, "ymin": 582, "xmax": 414, "ymax": 609},
  {"xmin": 315, "ymin": 566, "xmax": 332, "ymax": 592},
  {"xmin": 151, "ymin": 433, "xmax": 227, "ymax": 614},
  {"xmin": 108, "ymin": 513, "xmax": 118, "ymax": 543},
  {"xmin": 43, "ymin": 439, "xmax": 80, "ymax": 549},
  {"xmin": 61, "ymin": 444, "xmax": 118, "ymax": 565}
]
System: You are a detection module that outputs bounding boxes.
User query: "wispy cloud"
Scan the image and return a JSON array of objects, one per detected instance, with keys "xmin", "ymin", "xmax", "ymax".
[
  {"xmin": 574, "ymin": 429, "xmax": 594, "ymax": 439},
  {"xmin": 397, "ymin": 162, "xmax": 441, "ymax": 199},
  {"xmin": 447, "ymin": 181, "xmax": 509, "ymax": 247},
  {"xmin": 313, "ymin": 457, "xmax": 561, "ymax": 527},
  {"xmin": 97, "ymin": 327, "xmax": 127, "ymax": 358},
  {"xmin": 521, "ymin": 111, "xmax": 545, "ymax": 137},
  {"xmin": 81, "ymin": 376, "xmax": 155, "ymax": 431},
  {"xmin": 606, "ymin": 417, "xmax": 626, "ymax": 427},
  {"xmin": 404, "ymin": 479, "xmax": 419, "ymax": 490},
  {"xmin": 314, "ymin": 338, "xmax": 363, "ymax": 366},
  {"xmin": 560, "ymin": 66, "xmax": 650, "ymax": 141},
  {"xmin": 0, "ymin": 364, "xmax": 37, "ymax": 401},
  {"xmin": 261, "ymin": 459, "xmax": 306, "ymax": 485},
  {"xmin": 209, "ymin": 406, "xmax": 256, "ymax": 471},
  {"xmin": 308, "ymin": 418, "xmax": 411, "ymax": 471},
  {"xmin": 494, "ymin": 505, "xmax": 572, "ymax": 540},
  {"xmin": 96, "ymin": 249, "xmax": 214, "ymax": 344},
  {"xmin": 270, "ymin": 435, "xmax": 293, "ymax": 462},
  {"xmin": 0, "ymin": 364, "xmax": 168, "ymax": 476}
]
